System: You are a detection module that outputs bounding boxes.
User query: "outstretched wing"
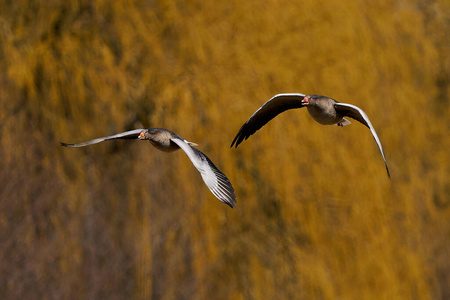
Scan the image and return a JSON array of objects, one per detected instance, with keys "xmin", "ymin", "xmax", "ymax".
[
  {"xmin": 61, "ymin": 129, "xmax": 145, "ymax": 147},
  {"xmin": 231, "ymin": 93, "xmax": 306, "ymax": 148},
  {"xmin": 171, "ymin": 138, "xmax": 237, "ymax": 208},
  {"xmin": 334, "ymin": 103, "xmax": 390, "ymax": 178}
]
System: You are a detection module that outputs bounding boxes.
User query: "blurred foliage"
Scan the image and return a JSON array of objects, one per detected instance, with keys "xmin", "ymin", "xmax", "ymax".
[{"xmin": 0, "ymin": 0, "xmax": 449, "ymax": 299}]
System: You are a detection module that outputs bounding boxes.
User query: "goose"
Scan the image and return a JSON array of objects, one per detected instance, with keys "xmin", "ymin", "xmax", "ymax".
[
  {"xmin": 231, "ymin": 93, "xmax": 390, "ymax": 178},
  {"xmin": 62, "ymin": 128, "xmax": 237, "ymax": 208}
]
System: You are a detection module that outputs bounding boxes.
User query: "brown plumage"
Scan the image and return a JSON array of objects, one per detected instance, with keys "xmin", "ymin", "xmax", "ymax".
[{"xmin": 231, "ymin": 93, "xmax": 390, "ymax": 178}]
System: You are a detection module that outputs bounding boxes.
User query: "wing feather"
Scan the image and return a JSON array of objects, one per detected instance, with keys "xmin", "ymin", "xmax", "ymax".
[
  {"xmin": 61, "ymin": 129, "xmax": 144, "ymax": 147},
  {"xmin": 231, "ymin": 93, "xmax": 306, "ymax": 147},
  {"xmin": 334, "ymin": 103, "xmax": 390, "ymax": 178},
  {"xmin": 171, "ymin": 138, "xmax": 237, "ymax": 208}
]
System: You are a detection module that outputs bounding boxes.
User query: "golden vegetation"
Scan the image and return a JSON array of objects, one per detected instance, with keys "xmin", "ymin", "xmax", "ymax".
[{"xmin": 0, "ymin": 0, "xmax": 448, "ymax": 299}]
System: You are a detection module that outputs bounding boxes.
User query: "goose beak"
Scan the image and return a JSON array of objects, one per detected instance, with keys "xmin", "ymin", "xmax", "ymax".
[
  {"xmin": 301, "ymin": 97, "xmax": 309, "ymax": 105},
  {"xmin": 138, "ymin": 132, "xmax": 145, "ymax": 139}
]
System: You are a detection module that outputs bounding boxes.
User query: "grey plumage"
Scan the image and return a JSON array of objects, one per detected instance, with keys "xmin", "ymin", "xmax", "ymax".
[{"xmin": 62, "ymin": 128, "xmax": 237, "ymax": 208}]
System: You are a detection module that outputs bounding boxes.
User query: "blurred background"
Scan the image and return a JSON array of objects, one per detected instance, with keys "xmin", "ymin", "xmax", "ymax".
[{"xmin": 0, "ymin": 0, "xmax": 448, "ymax": 299}]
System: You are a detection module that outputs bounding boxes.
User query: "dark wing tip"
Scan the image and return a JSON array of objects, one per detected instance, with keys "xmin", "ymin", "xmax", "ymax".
[
  {"xmin": 230, "ymin": 126, "xmax": 242, "ymax": 148},
  {"xmin": 227, "ymin": 200, "xmax": 237, "ymax": 209},
  {"xmin": 61, "ymin": 142, "xmax": 80, "ymax": 147},
  {"xmin": 222, "ymin": 193, "xmax": 237, "ymax": 209},
  {"xmin": 230, "ymin": 125, "xmax": 249, "ymax": 148},
  {"xmin": 230, "ymin": 135, "xmax": 240, "ymax": 148},
  {"xmin": 220, "ymin": 185, "xmax": 237, "ymax": 208},
  {"xmin": 216, "ymin": 177, "xmax": 237, "ymax": 208}
]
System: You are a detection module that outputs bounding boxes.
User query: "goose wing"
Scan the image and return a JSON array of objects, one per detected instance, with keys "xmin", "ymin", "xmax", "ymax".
[
  {"xmin": 171, "ymin": 138, "xmax": 237, "ymax": 208},
  {"xmin": 231, "ymin": 93, "xmax": 306, "ymax": 147},
  {"xmin": 61, "ymin": 129, "xmax": 144, "ymax": 147},
  {"xmin": 334, "ymin": 103, "xmax": 390, "ymax": 178}
]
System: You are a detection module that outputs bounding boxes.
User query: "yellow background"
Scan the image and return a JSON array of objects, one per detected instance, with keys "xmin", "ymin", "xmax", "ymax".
[{"xmin": 0, "ymin": 1, "xmax": 448, "ymax": 299}]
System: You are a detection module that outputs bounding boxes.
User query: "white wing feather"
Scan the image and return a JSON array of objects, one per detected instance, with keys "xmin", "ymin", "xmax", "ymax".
[
  {"xmin": 61, "ymin": 129, "xmax": 145, "ymax": 147},
  {"xmin": 171, "ymin": 138, "xmax": 237, "ymax": 208},
  {"xmin": 334, "ymin": 103, "xmax": 390, "ymax": 178}
]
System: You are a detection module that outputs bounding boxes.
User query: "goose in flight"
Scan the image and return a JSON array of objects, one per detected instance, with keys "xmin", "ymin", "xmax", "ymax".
[
  {"xmin": 62, "ymin": 128, "xmax": 237, "ymax": 208},
  {"xmin": 231, "ymin": 93, "xmax": 390, "ymax": 178}
]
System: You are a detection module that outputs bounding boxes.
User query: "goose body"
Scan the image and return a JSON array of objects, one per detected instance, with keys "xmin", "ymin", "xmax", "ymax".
[
  {"xmin": 231, "ymin": 93, "xmax": 390, "ymax": 178},
  {"xmin": 62, "ymin": 128, "xmax": 236, "ymax": 208}
]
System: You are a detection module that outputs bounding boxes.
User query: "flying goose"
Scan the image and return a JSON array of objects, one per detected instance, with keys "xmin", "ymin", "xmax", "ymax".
[
  {"xmin": 231, "ymin": 93, "xmax": 390, "ymax": 178},
  {"xmin": 62, "ymin": 128, "xmax": 237, "ymax": 208}
]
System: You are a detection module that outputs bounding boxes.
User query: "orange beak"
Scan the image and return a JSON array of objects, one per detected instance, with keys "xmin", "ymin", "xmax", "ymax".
[{"xmin": 138, "ymin": 132, "xmax": 145, "ymax": 139}]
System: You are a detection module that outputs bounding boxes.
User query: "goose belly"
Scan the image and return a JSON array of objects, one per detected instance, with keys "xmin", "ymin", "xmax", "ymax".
[
  {"xmin": 307, "ymin": 106, "xmax": 343, "ymax": 125},
  {"xmin": 150, "ymin": 140, "xmax": 179, "ymax": 152}
]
